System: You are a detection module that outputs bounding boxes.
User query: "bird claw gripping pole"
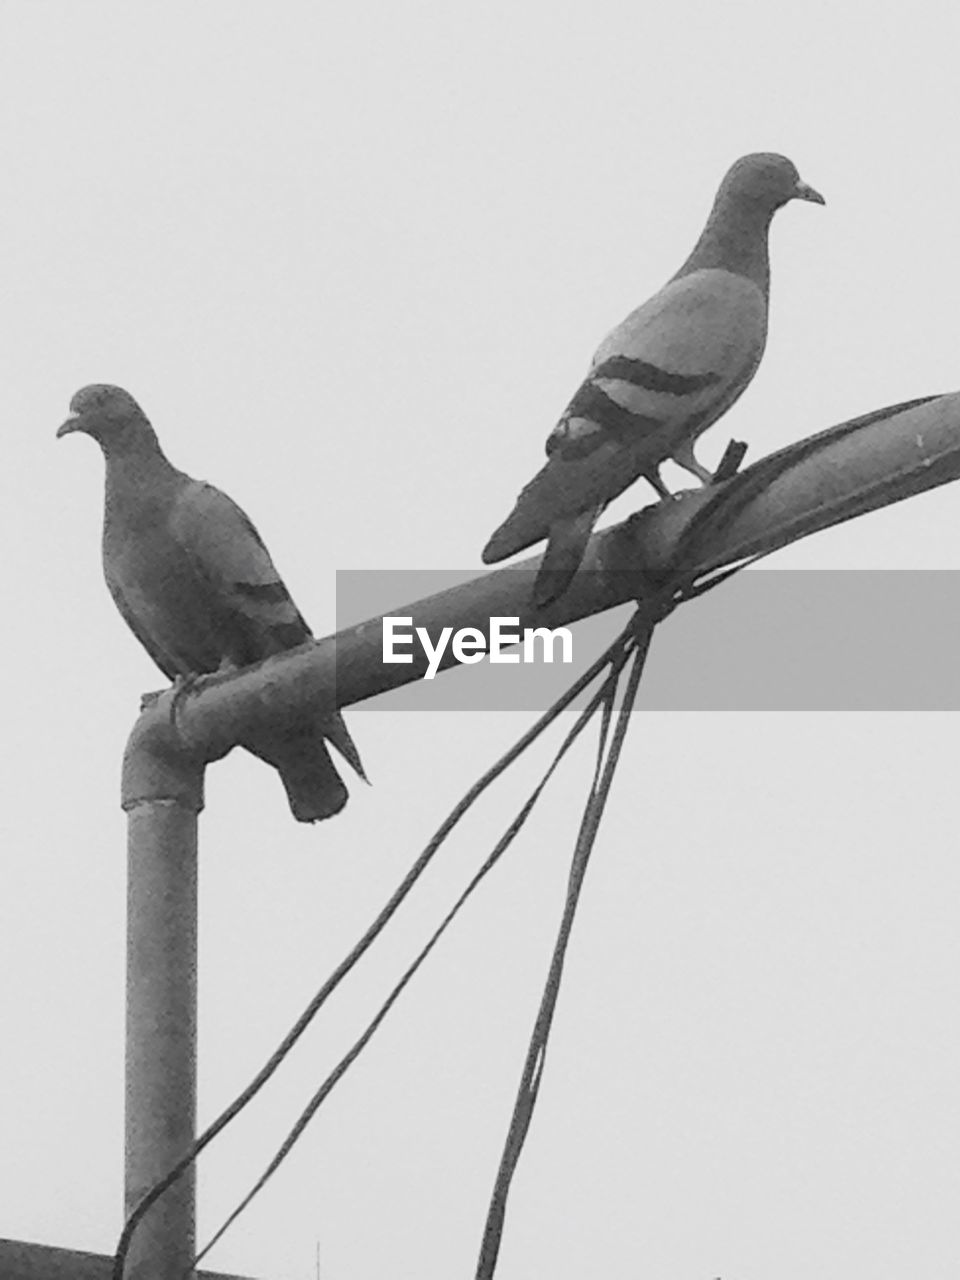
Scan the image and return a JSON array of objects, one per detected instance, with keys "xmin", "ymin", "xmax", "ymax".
[
  {"xmin": 120, "ymin": 693, "xmax": 205, "ymax": 1280},
  {"xmin": 139, "ymin": 674, "xmax": 198, "ymax": 718}
]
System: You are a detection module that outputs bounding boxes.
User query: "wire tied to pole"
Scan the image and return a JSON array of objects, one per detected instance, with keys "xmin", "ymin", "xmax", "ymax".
[
  {"xmin": 118, "ymin": 570, "xmax": 728, "ymax": 1278},
  {"xmin": 114, "ymin": 607, "xmax": 646, "ymax": 1279},
  {"xmin": 184, "ymin": 610, "xmax": 651, "ymax": 1273},
  {"xmin": 474, "ymin": 604, "xmax": 658, "ymax": 1280}
]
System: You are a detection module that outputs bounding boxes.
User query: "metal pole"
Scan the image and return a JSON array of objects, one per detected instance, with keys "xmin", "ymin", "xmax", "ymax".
[{"xmin": 122, "ymin": 709, "xmax": 204, "ymax": 1280}]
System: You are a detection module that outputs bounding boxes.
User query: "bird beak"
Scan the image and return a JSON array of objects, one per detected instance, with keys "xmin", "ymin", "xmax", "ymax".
[
  {"xmin": 794, "ymin": 180, "xmax": 825, "ymax": 206},
  {"xmin": 56, "ymin": 414, "xmax": 84, "ymax": 438}
]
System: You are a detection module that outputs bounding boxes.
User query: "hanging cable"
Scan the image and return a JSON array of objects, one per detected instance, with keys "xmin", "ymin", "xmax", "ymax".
[
  {"xmin": 119, "ymin": 546, "xmax": 755, "ymax": 1279},
  {"xmin": 114, "ymin": 614, "xmax": 640, "ymax": 1279},
  {"xmin": 475, "ymin": 608, "xmax": 656, "ymax": 1279},
  {"xmin": 187, "ymin": 630, "xmax": 639, "ymax": 1271}
]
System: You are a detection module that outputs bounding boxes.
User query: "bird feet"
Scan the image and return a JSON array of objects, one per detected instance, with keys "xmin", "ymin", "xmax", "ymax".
[
  {"xmin": 139, "ymin": 673, "xmax": 201, "ymax": 720},
  {"xmin": 166, "ymin": 672, "xmax": 202, "ymax": 723},
  {"xmin": 643, "ymin": 468, "xmax": 674, "ymax": 501},
  {"xmin": 141, "ymin": 661, "xmax": 242, "ymax": 718},
  {"xmin": 669, "ymin": 438, "xmax": 748, "ymax": 489}
]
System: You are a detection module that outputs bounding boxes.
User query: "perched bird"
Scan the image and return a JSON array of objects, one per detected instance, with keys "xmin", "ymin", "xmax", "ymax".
[
  {"xmin": 58, "ymin": 384, "xmax": 364, "ymax": 822},
  {"xmin": 482, "ymin": 152, "xmax": 824, "ymax": 606}
]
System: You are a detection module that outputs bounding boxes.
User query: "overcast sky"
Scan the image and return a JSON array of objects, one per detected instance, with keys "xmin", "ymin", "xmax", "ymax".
[{"xmin": 3, "ymin": 3, "xmax": 960, "ymax": 1278}]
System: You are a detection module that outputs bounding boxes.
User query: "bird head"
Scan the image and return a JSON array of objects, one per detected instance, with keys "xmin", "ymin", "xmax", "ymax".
[
  {"xmin": 57, "ymin": 384, "xmax": 155, "ymax": 452},
  {"xmin": 723, "ymin": 153, "xmax": 825, "ymax": 213}
]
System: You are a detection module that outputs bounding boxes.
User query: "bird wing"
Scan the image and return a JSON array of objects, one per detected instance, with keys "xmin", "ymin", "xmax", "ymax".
[
  {"xmin": 167, "ymin": 479, "xmax": 312, "ymax": 665},
  {"xmin": 483, "ymin": 268, "xmax": 765, "ymax": 563},
  {"xmin": 168, "ymin": 480, "xmax": 367, "ymax": 809},
  {"xmin": 547, "ymin": 268, "xmax": 765, "ymax": 460},
  {"xmin": 104, "ymin": 570, "xmax": 181, "ymax": 680}
]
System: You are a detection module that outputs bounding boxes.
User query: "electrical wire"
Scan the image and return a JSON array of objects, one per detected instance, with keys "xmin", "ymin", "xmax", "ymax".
[
  {"xmin": 475, "ymin": 611, "xmax": 655, "ymax": 1278},
  {"xmin": 114, "ymin": 612, "xmax": 642, "ymax": 1279},
  {"xmin": 187, "ymin": 627, "xmax": 639, "ymax": 1270}
]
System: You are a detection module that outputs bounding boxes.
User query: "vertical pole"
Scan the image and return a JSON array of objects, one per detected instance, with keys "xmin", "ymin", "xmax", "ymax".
[
  {"xmin": 124, "ymin": 801, "xmax": 197, "ymax": 1279},
  {"xmin": 122, "ymin": 706, "xmax": 204, "ymax": 1280}
]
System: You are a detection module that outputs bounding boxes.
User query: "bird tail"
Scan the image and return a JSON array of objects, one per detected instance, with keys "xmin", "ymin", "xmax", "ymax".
[
  {"xmin": 481, "ymin": 462, "xmax": 557, "ymax": 564},
  {"xmin": 321, "ymin": 711, "xmax": 368, "ymax": 782},
  {"xmin": 245, "ymin": 712, "xmax": 366, "ymax": 823},
  {"xmin": 532, "ymin": 507, "xmax": 601, "ymax": 608}
]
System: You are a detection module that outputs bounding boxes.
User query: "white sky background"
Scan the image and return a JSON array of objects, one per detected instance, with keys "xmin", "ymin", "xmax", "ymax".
[{"xmin": 2, "ymin": 2, "xmax": 960, "ymax": 1277}]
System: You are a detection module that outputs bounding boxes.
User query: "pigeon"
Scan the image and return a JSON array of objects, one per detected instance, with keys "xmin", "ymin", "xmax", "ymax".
[
  {"xmin": 58, "ymin": 384, "xmax": 365, "ymax": 822},
  {"xmin": 482, "ymin": 152, "xmax": 825, "ymax": 606}
]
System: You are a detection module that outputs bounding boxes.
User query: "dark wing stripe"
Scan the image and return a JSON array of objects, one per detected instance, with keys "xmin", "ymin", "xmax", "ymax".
[
  {"xmin": 547, "ymin": 382, "xmax": 665, "ymax": 458},
  {"xmin": 592, "ymin": 356, "xmax": 721, "ymax": 395},
  {"xmin": 268, "ymin": 622, "xmax": 312, "ymax": 649},
  {"xmin": 231, "ymin": 580, "xmax": 292, "ymax": 603},
  {"xmin": 679, "ymin": 354, "xmax": 759, "ymax": 436}
]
